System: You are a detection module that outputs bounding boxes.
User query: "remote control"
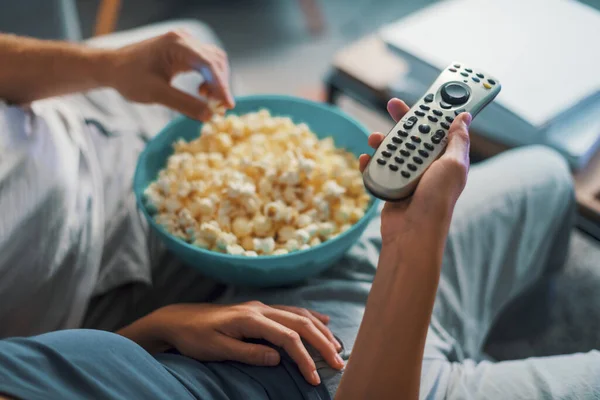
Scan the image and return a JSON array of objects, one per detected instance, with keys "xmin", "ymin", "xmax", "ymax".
[{"xmin": 362, "ymin": 62, "xmax": 501, "ymax": 201}]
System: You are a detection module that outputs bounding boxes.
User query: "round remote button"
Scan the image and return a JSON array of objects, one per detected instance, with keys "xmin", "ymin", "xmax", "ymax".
[
  {"xmin": 476, "ymin": 73, "xmax": 484, "ymax": 78},
  {"xmin": 389, "ymin": 164, "xmax": 399, "ymax": 171},
  {"xmin": 401, "ymin": 171, "xmax": 410, "ymax": 178},
  {"xmin": 418, "ymin": 124, "xmax": 431, "ymax": 134},
  {"xmin": 460, "ymin": 72, "xmax": 468, "ymax": 77},
  {"xmin": 453, "ymin": 64, "xmax": 460, "ymax": 68},
  {"xmin": 377, "ymin": 158, "xmax": 386, "ymax": 165},
  {"xmin": 440, "ymin": 102, "xmax": 452, "ymax": 109},
  {"xmin": 424, "ymin": 93, "xmax": 434, "ymax": 103},
  {"xmin": 441, "ymin": 83, "xmax": 470, "ymax": 105},
  {"xmin": 488, "ymin": 79, "xmax": 496, "ymax": 85},
  {"xmin": 449, "ymin": 68, "xmax": 457, "ymax": 72},
  {"xmin": 465, "ymin": 68, "xmax": 473, "ymax": 73}
]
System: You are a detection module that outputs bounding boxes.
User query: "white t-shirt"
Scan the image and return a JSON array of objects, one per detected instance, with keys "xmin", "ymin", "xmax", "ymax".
[
  {"xmin": 0, "ymin": 91, "xmax": 167, "ymax": 337},
  {"xmin": 0, "ymin": 100, "xmax": 104, "ymax": 337}
]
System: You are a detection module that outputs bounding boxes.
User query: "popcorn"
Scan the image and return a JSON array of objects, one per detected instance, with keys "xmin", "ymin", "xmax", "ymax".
[
  {"xmin": 146, "ymin": 109, "xmax": 370, "ymax": 256},
  {"xmin": 277, "ymin": 226, "xmax": 297, "ymax": 243},
  {"xmin": 226, "ymin": 244, "xmax": 245, "ymax": 255},
  {"xmin": 272, "ymin": 248, "xmax": 289, "ymax": 256},
  {"xmin": 253, "ymin": 237, "xmax": 276, "ymax": 254},
  {"xmin": 285, "ymin": 239, "xmax": 300, "ymax": 252},
  {"xmin": 232, "ymin": 217, "xmax": 253, "ymax": 238}
]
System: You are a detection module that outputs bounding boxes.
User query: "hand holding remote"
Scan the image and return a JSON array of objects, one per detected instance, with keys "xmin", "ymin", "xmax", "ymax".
[
  {"xmin": 359, "ymin": 98, "xmax": 472, "ymax": 243},
  {"xmin": 362, "ymin": 63, "xmax": 500, "ymax": 201}
]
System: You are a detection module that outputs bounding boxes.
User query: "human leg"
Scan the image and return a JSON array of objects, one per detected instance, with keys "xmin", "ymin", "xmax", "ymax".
[{"xmin": 432, "ymin": 145, "xmax": 576, "ymax": 361}]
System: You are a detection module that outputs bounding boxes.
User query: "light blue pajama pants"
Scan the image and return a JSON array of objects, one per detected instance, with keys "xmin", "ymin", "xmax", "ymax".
[
  {"xmin": 76, "ymin": 20, "xmax": 600, "ymax": 400},
  {"xmin": 220, "ymin": 145, "xmax": 600, "ymax": 399}
]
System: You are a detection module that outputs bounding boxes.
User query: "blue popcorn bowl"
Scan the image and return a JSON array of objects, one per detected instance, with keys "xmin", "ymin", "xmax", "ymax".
[{"xmin": 134, "ymin": 95, "xmax": 380, "ymax": 287}]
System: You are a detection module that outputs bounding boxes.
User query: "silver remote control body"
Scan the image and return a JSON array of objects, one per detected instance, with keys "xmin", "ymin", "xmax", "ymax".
[{"xmin": 363, "ymin": 62, "xmax": 501, "ymax": 201}]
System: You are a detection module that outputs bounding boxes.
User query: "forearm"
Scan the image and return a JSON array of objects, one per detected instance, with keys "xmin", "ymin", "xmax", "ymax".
[
  {"xmin": 336, "ymin": 219, "xmax": 450, "ymax": 400},
  {"xmin": 0, "ymin": 34, "xmax": 115, "ymax": 104}
]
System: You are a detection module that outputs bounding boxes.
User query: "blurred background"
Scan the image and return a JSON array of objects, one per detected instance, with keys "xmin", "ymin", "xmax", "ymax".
[{"xmin": 2, "ymin": 0, "xmax": 600, "ymax": 366}]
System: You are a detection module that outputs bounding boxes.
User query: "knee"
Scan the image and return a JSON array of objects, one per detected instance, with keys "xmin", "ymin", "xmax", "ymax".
[{"xmin": 508, "ymin": 145, "xmax": 574, "ymax": 206}]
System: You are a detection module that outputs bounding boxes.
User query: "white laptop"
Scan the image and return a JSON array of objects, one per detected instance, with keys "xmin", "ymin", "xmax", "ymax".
[{"xmin": 379, "ymin": 0, "xmax": 600, "ymax": 169}]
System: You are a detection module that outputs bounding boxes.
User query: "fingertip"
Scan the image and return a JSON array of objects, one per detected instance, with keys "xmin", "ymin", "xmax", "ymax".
[
  {"xmin": 264, "ymin": 351, "xmax": 280, "ymax": 366},
  {"xmin": 312, "ymin": 370, "xmax": 321, "ymax": 385},
  {"xmin": 462, "ymin": 112, "xmax": 472, "ymax": 127}
]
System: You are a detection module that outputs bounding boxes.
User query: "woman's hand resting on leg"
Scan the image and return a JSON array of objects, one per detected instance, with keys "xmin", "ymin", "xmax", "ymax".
[{"xmin": 117, "ymin": 301, "xmax": 343, "ymax": 386}]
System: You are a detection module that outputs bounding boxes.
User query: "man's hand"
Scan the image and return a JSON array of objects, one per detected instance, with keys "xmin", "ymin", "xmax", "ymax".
[
  {"xmin": 118, "ymin": 302, "xmax": 344, "ymax": 386},
  {"xmin": 107, "ymin": 30, "xmax": 235, "ymax": 121},
  {"xmin": 0, "ymin": 31, "xmax": 234, "ymax": 119},
  {"xmin": 358, "ymin": 98, "xmax": 472, "ymax": 245}
]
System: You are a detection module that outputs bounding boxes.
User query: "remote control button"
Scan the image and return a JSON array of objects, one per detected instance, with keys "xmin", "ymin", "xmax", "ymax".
[
  {"xmin": 433, "ymin": 109, "xmax": 443, "ymax": 116},
  {"xmin": 432, "ymin": 137, "xmax": 441, "ymax": 144},
  {"xmin": 408, "ymin": 116, "xmax": 418, "ymax": 122},
  {"xmin": 441, "ymin": 122, "xmax": 450, "ymax": 130},
  {"xmin": 377, "ymin": 158, "xmax": 386, "ymax": 165},
  {"xmin": 413, "ymin": 156, "xmax": 423, "ymax": 165},
  {"xmin": 401, "ymin": 171, "xmax": 411, "ymax": 178},
  {"xmin": 433, "ymin": 130, "xmax": 446, "ymax": 140},
  {"xmin": 441, "ymin": 83, "xmax": 470, "ymax": 105},
  {"xmin": 386, "ymin": 143, "xmax": 397, "ymax": 151},
  {"xmin": 424, "ymin": 143, "xmax": 434, "ymax": 151},
  {"xmin": 400, "ymin": 150, "xmax": 410, "ymax": 157},
  {"xmin": 405, "ymin": 143, "xmax": 416, "ymax": 150},
  {"xmin": 465, "ymin": 68, "xmax": 473, "ymax": 73},
  {"xmin": 389, "ymin": 164, "xmax": 399, "ymax": 171},
  {"xmin": 394, "ymin": 156, "xmax": 405, "ymax": 164},
  {"xmin": 397, "ymin": 130, "xmax": 408, "ymax": 138},
  {"xmin": 415, "ymin": 110, "xmax": 425, "ymax": 117},
  {"xmin": 428, "ymin": 115, "xmax": 438, "ymax": 123},
  {"xmin": 472, "ymin": 76, "xmax": 480, "ymax": 83},
  {"xmin": 419, "ymin": 104, "xmax": 430, "ymax": 111},
  {"xmin": 453, "ymin": 63, "xmax": 460, "ymax": 68},
  {"xmin": 392, "ymin": 136, "xmax": 403, "ymax": 144},
  {"xmin": 483, "ymin": 82, "xmax": 492, "ymax": 89},
  {"xmin": 445, "ymin": 116, "xmax": 454, "ymax": 123},
  {"xmin": 418, "ymin": 149, "xmax": 429, "ymax": 158},
  {"xmin": 403, "ymin": 121, "xmax": 414, "ymax": 129},
  {"xmin": 418, "ymin": 124, "xmax": 431, "ymax": 134},
  {"xmin": 424, "ymin": 93, "xmax": 434, "ymax": 103},
  {"xmin": 449, "ymin": 68, "xmax": 457, "ymax": 72},
  {"xmin": 488, "ymin": 79, "xmax": 496, "ymax": 85},
  {"xmin": 382, "ymin": 150, "xmax": 392, "ymax": 157},
  {"xmin": 440, "ymin": 101, "xmax": 452, "ymax": 109},
  {"xmin": 460, "ymin": 72, "xmax": 468, "ymax": 77},
  {"xmin": 411, "ymin": 135, "xmax": 421, "ymax": 143},
  {"xmin": 454, "ymin": 108, "xmax": 466, "ymax": 116},
  {"xmin": 476, "ymin": 73, "xmax": 484, "ymax": 78},
  {"xmin": 407, "ymin": 164, "xmax": 417, "ymax": 172}
]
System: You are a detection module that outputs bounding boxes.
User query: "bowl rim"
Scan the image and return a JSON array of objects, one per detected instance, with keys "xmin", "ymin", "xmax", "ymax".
[{"xmin": 133, "ymin": 94, "xmax": 381, "ymax": 260}]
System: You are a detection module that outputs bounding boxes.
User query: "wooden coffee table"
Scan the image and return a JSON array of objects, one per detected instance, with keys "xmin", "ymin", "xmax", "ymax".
[{"xmin": 325, "ymin": 35, "xmax": 600, "ymax": 238}]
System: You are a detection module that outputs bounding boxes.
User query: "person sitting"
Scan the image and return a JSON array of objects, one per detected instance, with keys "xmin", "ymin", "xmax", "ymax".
[{"xmin": 0, "ymin": 28, "xmax": 598, "ymax": 400}]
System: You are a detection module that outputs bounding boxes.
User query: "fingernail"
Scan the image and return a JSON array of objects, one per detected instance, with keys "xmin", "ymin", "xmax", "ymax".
[
  {"xmin": 264, "ymin": 352, "xmax": 279, "ymax": 366},
  {"xmin": 463, "ymin": 112, "xmax": 472, "ymax": 127},
  {"xmin": 333, "ymin": 338, "xmax": 342, "ymax": 351},
  {"xmin": 335, "ymin": 354, "xmax": 345, "ymax": 367},
  {"xmin": 312, "ymin": 370, "xmax": 321, "ymax": 385}
]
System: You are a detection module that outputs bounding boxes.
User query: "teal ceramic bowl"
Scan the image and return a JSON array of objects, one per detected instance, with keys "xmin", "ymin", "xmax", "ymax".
[{"xmin": 134, "ymin": 95, "xmax": 380, "ymax": 287}]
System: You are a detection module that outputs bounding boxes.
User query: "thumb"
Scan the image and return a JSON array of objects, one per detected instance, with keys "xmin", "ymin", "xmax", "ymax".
[
  {"xmin": 443, "ymin": 112, "xmax": 471, "ymax": 163},
  {"xmin": 217, "ymin": 336, "xmax": 281, "ymax": 367},
  {"xmin": 154, "ymin": 83, "xmax": 212, "ymax": 121}
]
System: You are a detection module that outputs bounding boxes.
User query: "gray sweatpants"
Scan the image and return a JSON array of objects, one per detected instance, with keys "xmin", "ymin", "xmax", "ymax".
[{"xmin": 79, "ymin": 20, "xmax": 600, "ymax": 400}]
